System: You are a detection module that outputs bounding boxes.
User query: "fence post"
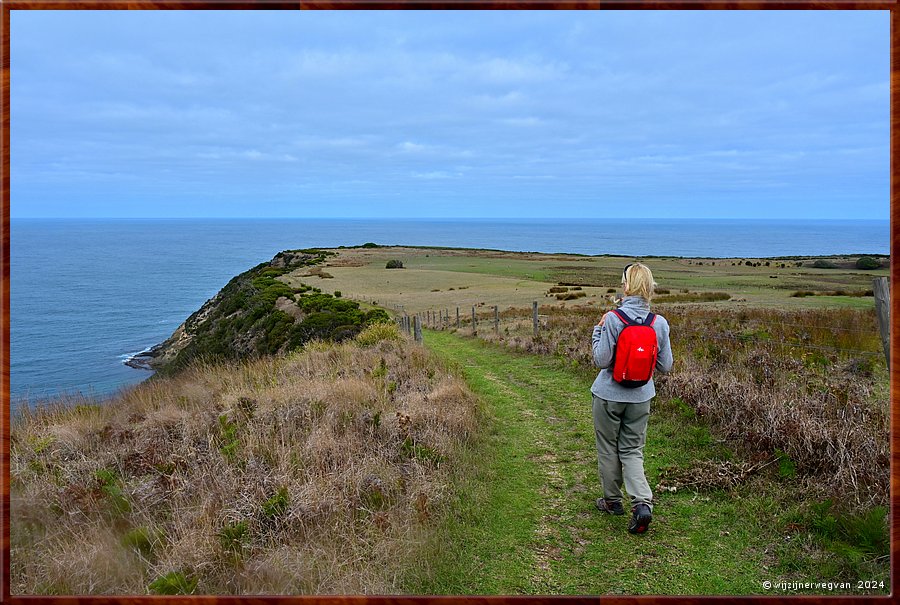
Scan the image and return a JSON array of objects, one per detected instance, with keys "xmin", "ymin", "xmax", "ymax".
[
  {"xmin": 456, "ymin": 306, "xmax": 461, "ymax": 329},
  {"xmin": 533, "ymin": 301, "xmax": 539, "ymax": 337},
  {"xmin": 874, "ymin": 277, "xmax": 890, "ymax": 370},
  {"xmin": 414, "ymin": 315, "xmax": 423, "ymax": 343},
  {"xmin": 494, "ymin": 305, "xmax": 499, "ymax": 334},
  {"xmin": 472, "ymin": 306, "xmax": 477, "ymax": 335}
]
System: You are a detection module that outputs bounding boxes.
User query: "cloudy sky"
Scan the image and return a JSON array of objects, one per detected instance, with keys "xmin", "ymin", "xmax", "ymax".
[{"xmin": 11, "ymin": 10, "xmax": 888, "ymax": 219}]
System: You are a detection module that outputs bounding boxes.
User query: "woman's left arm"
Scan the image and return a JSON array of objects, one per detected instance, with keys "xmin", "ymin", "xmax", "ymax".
[{"xmin": 656, "ymin": 318, "xmax": 674, "ymax": 373}]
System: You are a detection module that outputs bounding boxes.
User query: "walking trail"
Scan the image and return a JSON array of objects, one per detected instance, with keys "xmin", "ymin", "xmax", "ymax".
[{"xmin": 415, "ymin": 329, "xmax": 773, "ymax": 595}]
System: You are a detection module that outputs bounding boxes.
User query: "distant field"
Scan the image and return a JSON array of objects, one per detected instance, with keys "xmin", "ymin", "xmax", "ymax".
[{"xmin": 282, "ymin": 246, "xmax": 888, "ymax": 313}]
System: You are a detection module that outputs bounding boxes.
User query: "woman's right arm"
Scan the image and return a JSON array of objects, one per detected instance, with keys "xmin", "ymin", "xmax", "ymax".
[{"xmin": 592, "ymin": 313, "xmax": 616, "ymax": 368}]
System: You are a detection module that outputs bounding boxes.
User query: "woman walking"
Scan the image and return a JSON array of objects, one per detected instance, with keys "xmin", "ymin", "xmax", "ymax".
[{"xmin": 591, "ymin": 262, "xmax": 673, "ymax": 534}]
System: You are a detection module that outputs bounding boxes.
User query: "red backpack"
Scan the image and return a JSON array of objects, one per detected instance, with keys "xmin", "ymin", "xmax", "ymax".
[{"xmin": 610, "ymin": 310, "xmax": 659, "ymax": 388}]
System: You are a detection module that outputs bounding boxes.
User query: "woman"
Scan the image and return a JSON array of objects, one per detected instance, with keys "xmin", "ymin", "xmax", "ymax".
[{"xmin": 591, "ymin": 262, "xmax": 673, "ymax": 534}]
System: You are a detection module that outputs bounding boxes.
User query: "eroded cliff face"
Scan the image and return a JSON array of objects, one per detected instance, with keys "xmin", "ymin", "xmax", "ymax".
[{"xmin": 130, "ymin": 249, "xmax": 390, "ymax": 376}]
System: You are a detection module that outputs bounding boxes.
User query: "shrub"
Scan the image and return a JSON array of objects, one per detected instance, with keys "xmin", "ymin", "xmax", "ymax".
[
  {"xmin": 262, "ymin": 486, "xmax": 290, "ymax": 520},
  {"xmin": 356, "ymin": 322, "xmax": 402, "ymax": 346},
  {"xmin": 855, "ymin": 256, "xmax": 881, "ymax": 270},
  {"xmin": 217, "ymin": 414, "xmax": 240, "ymax": 463},
  {"xmin": 556, "ymin": 291, "xmax": 587, "ymax": 300},
  {"xmin": 219, "ymin": 520, "xmax": 249, "ymax": 558},
  {"xmin": 334, "ymin": 291, "xmax": 342, "ymax": 298},
  {"xmin": 361, "ymin": 242, "xmax": 379, "ymax": 248},
  {"xmin": 812, "ymin": 259, "xmax": 838, "ymax": 269},
  {"xmin": 386, "ymin": 260, "xmax": 404, "ymax": 269},
  {"xmin": 94, "ymin": 468, "xmax": 130, "ymax": 514},
  {"xmin": 149, "ymin": 571, "xmax": 198, "ymax": 595},
  {"xmin": 123, "ymin": 527, "xmax": 164, "ymax": 560}
]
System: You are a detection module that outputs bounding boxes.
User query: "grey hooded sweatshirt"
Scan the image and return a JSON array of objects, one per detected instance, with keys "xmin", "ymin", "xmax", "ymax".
[{"xmin": 591, "ymin": 295, "xmax": 674, "ymax": 403}]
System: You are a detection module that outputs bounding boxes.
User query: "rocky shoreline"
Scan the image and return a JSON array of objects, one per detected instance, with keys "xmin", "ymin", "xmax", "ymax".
[{"xmin": 123, "ymin": 346, "xmax": 161, "ymax": 371}]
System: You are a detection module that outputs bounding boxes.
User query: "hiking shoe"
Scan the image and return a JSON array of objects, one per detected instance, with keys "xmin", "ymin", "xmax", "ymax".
[
  {"xmin": 628, "ymin": 503, "xmax": 652, "ymax": 534},
  {"xmin": 595, "ymin": 498, "xmax": 625, "ymax": 515}
]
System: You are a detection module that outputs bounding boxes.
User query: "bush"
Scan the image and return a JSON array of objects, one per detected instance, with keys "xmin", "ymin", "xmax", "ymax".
[
  {"xmin": 219, "ymin": 520, "xmax": 249, "ymax": 558},
  {"xmin": 262, "ymin": 486, "xmax": 290, "ymax": 520},
  {"xmin": 386, "ymin": 259, "xmax": 404, "ymax": 269},
  {"xmin": 356, "ymin": 322, "xmax": 402, "ymax": 346},
  {"xmin": 812, "ymin": 259, "xmax": 838, "ymax": 269},
  {"xmin": 361, "ymin": 242, "xmax": 379, "ymax": 248},
  {"xmin": 855, "ymin": 256, "xmax": 881, "ymax": 270},
  {"xmin": 149, "ymin": 571, "xmax": 197, "ymax": 595},
  {"xmin": 556, "ymin": 291, "xmax": 587, "ymax": 300},
  {"xmin": 334, "ymin": 291, "xmax": 342, "ymax": 298}
]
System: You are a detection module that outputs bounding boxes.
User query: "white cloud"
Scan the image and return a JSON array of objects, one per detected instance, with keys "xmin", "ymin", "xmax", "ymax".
[
  {"xmin": 397, "ymin": 141, "xmax": 431, "ymax": 153},
  {"xmin": 411, "ymin": 171, "xmax": 459, "ymax": 179}
]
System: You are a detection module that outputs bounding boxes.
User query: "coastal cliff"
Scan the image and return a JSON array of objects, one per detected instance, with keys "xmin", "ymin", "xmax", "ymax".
[{"xmin": 128, "ymin": 248, "xmax": 390, "ymax": 375}]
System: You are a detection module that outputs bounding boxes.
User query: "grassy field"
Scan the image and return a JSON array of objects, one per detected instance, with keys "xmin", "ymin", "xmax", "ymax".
[
  {"xmin": 410, "ymin": 331, "xmax": 889, "ymax": 595},
  {"xmin": 283, "ymin": 246, "xmax": 888, "ymax": 313}
]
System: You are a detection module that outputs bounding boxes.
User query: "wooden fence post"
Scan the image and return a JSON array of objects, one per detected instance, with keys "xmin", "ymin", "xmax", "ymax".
[
  {"xmin": 533, "ymin": 301, "xmax": 539, "ymax": 337},
  {"xmin": 414, "ymin": 315, "xmax": 423, "ymax": 343},
  {"xmin": 874, "ymin": 277, "xmax": 890, "ymax": 370},
  {"xmin": 456, "ymin": 306, "xmax": 461, "ymax": 329},
  {"xmin": 472, "ymin": 306, "xmax": 477, "ymax": 335},
  {"xmin": 494, "ymin": 305, "xmax": 499, "ymax": 334}
]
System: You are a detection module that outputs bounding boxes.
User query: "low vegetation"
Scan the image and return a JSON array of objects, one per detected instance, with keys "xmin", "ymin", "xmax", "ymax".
[
  {"xmin": 855, "ymin": 256, "xmax": 882, "ymax": 270},
  {"xmin": 445, "ymin": 303, "xmax": 887, "ymax": 507},
  {"xmin": 11, "ymin": 324, "xmax": 479, "ymax": 594},
  {"xmin": 149, "ymin": 250, "xmax": 390, "ymax": 375}
]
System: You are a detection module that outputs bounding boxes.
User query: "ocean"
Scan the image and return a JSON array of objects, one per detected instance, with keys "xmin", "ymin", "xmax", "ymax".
[{"xmin": 8, "ymin": 217, "xmax": 889, "ymax": 406}]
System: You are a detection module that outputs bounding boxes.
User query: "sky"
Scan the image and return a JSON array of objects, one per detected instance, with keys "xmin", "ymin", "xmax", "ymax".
[{"xmin": 10, "ymin": 10, "xmax": 889, "ymax": 220}]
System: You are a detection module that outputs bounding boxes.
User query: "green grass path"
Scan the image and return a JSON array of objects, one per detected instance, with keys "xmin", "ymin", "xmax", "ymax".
[{"xmin": 412, "ymin": 329, "xmax": 776, "ymax": 596}]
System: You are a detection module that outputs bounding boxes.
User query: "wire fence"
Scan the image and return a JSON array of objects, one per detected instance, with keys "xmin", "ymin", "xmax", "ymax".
[{"xmin": 393, "ymin": 301, "xmax": 886, "ymax": 360}]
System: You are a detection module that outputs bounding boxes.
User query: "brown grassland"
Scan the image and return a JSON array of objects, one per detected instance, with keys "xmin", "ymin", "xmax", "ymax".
[{"xmin": 11, "ymin": 324, "xmax": 478, "ymax": 594}]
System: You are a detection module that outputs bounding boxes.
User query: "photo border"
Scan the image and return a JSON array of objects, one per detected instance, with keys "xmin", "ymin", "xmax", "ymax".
[{"xmin": 0, "ymin": 1, "xmax": 895, "ymax": 602}]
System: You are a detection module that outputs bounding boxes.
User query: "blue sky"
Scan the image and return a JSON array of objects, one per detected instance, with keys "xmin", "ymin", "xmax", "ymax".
[{"xmin": 10, "ymin": 10, "xmax": 889, "ymax": 219}]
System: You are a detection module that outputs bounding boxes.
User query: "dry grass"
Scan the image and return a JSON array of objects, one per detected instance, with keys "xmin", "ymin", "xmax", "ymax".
[
  {"xmin": 443, "ymin": 303, "xmax": 889, "ymax": 508},
  {"xmin": 11, "ymin": 326, "xmax": 479, "ymax": 595}
]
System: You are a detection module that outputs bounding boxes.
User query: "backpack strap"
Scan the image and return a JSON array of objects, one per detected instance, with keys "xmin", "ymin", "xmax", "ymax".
[
  {"xmin": 611, "ymin": 309, "xmax": 636, "ymax": 326},
  {"xmin": 613, "ymin": 309, "xmax": 656, "ymax": 327}
]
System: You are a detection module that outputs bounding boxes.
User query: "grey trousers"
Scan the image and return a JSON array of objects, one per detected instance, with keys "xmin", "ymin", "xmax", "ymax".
[{"xmin": 592, "ymin": 395, "xmax": 653, "ymax": 511}]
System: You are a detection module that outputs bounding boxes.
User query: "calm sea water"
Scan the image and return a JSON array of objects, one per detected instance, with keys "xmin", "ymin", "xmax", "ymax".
[{"xmin": 9, "ymin": 218, "xmax": 889, "ymax": 405}]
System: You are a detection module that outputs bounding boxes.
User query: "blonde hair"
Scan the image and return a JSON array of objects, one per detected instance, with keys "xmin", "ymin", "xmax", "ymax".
[{"xmin": 623, "ymin": 262, "xmax": 656, "ymax": 300}]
